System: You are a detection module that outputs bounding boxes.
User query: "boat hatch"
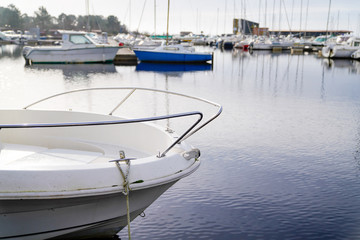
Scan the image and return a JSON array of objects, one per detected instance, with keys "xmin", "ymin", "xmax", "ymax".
[{"xmin": 163, "ymin": 47, "xmax": 179, "ymax": 51}]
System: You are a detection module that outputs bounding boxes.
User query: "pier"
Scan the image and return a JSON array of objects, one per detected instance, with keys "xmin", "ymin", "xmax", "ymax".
[{"xmin": 113, "ymin": 48, "xmax": 138, "ymax": 65}]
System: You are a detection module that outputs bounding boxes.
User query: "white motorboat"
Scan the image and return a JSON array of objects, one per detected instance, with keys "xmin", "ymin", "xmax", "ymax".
[
  {"xmin": 351, "ymin": 49, "xmax": 360, "ymax": 60},
  {"xmin": 22, "ymin": 31, "xmax": 119, "ymax": 64},
  {"xmin": 322, "ymin": 36, "xmax": 360, "ymax": 59},
  {"xmin": 249, "ymin": 37, "xmax": 272, "ymax": 50},
  {"xmin": 271, "ymin": 38, "xmax": 294, "ymax": 50},
  {"xmin": 0, "ymin": 31, "xmax": 11, "ymax": 41},
  {"xmin": 0, "ymin": 87, "xmax": 222, "ymax": 240}
]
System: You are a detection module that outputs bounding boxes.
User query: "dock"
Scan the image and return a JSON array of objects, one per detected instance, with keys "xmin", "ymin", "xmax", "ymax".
[{"xmin": 113, "ymin": 47, "xmax": 138, "ymax": 65}]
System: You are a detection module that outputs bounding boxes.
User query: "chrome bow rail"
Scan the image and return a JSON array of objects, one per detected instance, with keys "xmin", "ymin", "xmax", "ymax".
[{"xmin": 0, "ymin": 87, "xmax": 222, "ymax": 158}]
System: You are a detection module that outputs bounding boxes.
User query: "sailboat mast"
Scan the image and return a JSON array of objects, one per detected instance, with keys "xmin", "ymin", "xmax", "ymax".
[
  {"xmin": 129, "ymin": 0, "xmax": 131, "ymax": 32},
  {"xmin": 304, "ymin": 0, "xmax": 309, "ymax": 37},
  {"xmin": 325, "ymin": 0, "xmax": 331, "ymax": 42},
  {"xmin": 86, "ymin": 0, "xmax": 90, "ymax": 32},
  {"xmin": 154, "ymin": 0, "xmax": 156, "ymax": 36},
  {"xmin": 278, "ymin": 0, "xmax": 282, "ymax": 36},
  {"xmin": 166, "ymin": 0, "xmax": 170, "ymax": 45},
  {"xmin": 299, "ymin": 0, "xmax": 303, "ymax": 38}
]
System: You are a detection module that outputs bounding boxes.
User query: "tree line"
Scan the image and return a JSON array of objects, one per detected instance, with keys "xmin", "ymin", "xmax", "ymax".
[{"xmin": 0, "ymin": 4, "xmax": 128, "ymax": 35}]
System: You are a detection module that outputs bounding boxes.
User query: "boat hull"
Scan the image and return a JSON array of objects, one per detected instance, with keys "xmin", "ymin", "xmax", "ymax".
[
  {"xmin": 0, "ymin": 182, "xmax": 175, "ymax": 240},
  {"xmin": 322, "ymin": 45, "xmax": 360, "ymax": 59},
  {"xmin": 352, "ymin": 49, "xmax": 360, "ymax": 59},
  {"xmin": 0, "ymin": 108, "xmax": 202, "ymax": 239},
  {"xmin": 133, "ymin": 50, "xmax": 212, "ymax": 63},
  {"xmin": 23, "ymin": 46, "xmax": 119, "ymax": 64},
  {"xmin": 0, "ymin": 86, "xmax": 222, "ymax": 240},
  {"xmin": 250, "ymin": 43, "xmax": 272, "ymax": 50}
]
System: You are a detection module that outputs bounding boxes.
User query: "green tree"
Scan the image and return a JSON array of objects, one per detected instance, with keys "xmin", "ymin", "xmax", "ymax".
[
  {"xmin": 57, "ymin": 13, "xmax": 67, "ymax": 29},
  {"xmin": 0, "ymin": 5, "xmax": 22, "ymax": 29},
  {"xmin": 106, "ymin": 15, "xmax": 120, "ymax": 34},
  {"xmin": 0, "ymin": 3, "xmax": 126, "ymax": 35},
  {"xmin": 77, "ymin": 15, "xmax": 106, "ymax": 32},
  {"xmin": 57, "ymin": 14, "xmax": 77, "ymax": 30},
  {"xmin": 34, "ymin": 6, "xmax": 52, "ymax": 31},
  {"xmin": 76, "ymin": 15, "xmax": 87, "ymax": 31},
  {"xmin": 21, "ymin": 13, "xmax": 34, "ymax": 31},
  {"xmin": 7, "ymin": 4, "xmax": 22, "ymax": 29}
]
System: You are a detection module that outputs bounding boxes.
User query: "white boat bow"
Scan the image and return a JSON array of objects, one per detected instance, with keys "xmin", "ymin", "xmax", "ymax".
[{"xmin": 0, "ymin": 87, "xmax": 222, "ymax": 239}]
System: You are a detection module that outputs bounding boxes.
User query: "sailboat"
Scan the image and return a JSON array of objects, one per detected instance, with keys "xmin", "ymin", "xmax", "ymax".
[{"xmin": 133, "ymin": 0, "xmax": 213, "ymax": 63}]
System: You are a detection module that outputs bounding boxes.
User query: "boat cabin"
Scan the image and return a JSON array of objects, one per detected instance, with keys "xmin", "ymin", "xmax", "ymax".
[
  {"xmin": 347, "ymin": 37, "xmax": 360, "ymax": 47},
  {"xmin": 59, "ymin": 31, "xmax": 96, "ymax": 46}
]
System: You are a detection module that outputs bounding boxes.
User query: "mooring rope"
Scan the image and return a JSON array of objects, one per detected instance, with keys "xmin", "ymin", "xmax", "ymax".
[{"xmin": 113, "ymin": 151, "xmax": 132, "ymax": 240}]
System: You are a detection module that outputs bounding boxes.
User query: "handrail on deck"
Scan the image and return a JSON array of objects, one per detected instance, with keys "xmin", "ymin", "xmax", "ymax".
[{"xmin": 1, "ymin": 87, "xmax": 222, "ymax": 157}]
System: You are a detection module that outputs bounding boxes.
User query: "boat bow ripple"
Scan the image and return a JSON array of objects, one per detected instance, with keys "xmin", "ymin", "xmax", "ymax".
[{"xmin": 0, "ymin": 87, "xmax": 222, "ymax": 239}]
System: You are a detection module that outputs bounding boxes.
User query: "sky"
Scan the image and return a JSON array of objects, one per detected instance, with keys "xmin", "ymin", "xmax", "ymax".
[{"xmin": 1, "ymin": 0, "xmax": 359, "ymax": 35}]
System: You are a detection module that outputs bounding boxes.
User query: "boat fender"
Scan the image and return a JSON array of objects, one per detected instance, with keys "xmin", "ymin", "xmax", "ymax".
[{"xmin": 182, "ymin": 148, "xmax": 200, "ymax": 160}]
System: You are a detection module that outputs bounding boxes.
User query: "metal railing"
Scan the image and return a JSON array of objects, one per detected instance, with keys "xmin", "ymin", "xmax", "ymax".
[{"xmin": 1, "ymin": 87, "xmax": 222, "ymax": 157}]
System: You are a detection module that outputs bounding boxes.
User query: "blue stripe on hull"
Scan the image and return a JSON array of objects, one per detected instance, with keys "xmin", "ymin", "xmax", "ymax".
[{"xmin": 134, "ymin": 50, "xmax": 212, "ymax": 63}]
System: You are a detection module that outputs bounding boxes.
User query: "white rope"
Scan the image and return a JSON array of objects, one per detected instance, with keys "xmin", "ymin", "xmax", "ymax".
[{"xmin": 114, "ymin": 151, "xmax": 132, "ymax": 240}]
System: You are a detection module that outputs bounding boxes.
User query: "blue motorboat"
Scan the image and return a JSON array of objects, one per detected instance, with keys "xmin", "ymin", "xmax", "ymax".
[{"xmin": 133, "ymin": 44, "xmax": 213, "ymax": 63}]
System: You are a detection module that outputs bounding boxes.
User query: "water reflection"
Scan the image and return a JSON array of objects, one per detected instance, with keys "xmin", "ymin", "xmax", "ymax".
[
  {"xmin": 0, "ymin": 45, "xmax": 23, "ymax": 59},
  {"xmin": 136, "ymin": 62, "xmax": 212, "ymax": 77},
  {"xmin": 323, "ymin": 58, "xmax": 360, "ymax": 75},
  {"xmin": 24, "ymin": 63, "xmax": 117, "ymax": 80},
  {"xmin": 1, "ymin": 47, "xmax": 360, "ymax": 240}
]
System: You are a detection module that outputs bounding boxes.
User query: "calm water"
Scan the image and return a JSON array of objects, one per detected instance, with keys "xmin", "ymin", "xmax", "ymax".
[{"xmin": 1, "ymin": 45, "xmax": 360, "ymax": 240}]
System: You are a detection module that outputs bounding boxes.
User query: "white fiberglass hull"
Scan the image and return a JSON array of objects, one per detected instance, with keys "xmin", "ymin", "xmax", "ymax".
[
  {"xmin": 23, "ymin": 46, "xmax": 119, "ymax": 64},
  {"xmin": 0, "ymin": 108, "xmax": 201, "ymax": 239},
  {"xmin": 352, "ymin": 49, "xmax": 360, "ymax": 59},
  {"xmin": 322, "ymin": 45, "xmax": 360, "ymax": 58},
  {"xmin": 1, "ymin": 183, "xmax": 176, "ymax": 240},
  {"xmin": 251, "ymin": 43, "xmax": 272, "ymax": 50}
]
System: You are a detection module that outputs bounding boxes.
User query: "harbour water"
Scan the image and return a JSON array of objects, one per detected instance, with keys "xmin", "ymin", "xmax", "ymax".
[{"xmin": 1, "ymin": 45, "xmax": 360, "ymax": 239}]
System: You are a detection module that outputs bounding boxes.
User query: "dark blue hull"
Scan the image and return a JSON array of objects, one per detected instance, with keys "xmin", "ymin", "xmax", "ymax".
[{"xmin": 133, "ymin": 50, "xmax": 213, "ymax": 63}]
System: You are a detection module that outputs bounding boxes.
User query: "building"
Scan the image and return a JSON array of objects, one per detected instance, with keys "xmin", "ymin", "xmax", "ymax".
[
  {"xmin": 268, "ymin": 30, "xmax": 352, "ymax": 37},
  {"xmin": 233, "ymin": 19, "xmax": 259, "ymax": 35},
  {"xmin": 253, "ymin": 27, "xmax": 269, "ymax": 36}
]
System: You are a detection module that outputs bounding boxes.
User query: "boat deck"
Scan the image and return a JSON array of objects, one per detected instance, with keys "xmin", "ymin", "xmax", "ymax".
[{"xmin": 0, "ymin": 142, "xmax": 148, "ymax": 170}]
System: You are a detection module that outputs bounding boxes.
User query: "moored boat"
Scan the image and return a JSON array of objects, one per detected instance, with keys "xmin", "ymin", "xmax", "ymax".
[
  {"xmin": 22, "ymin": 31, "xmax": 120, "ymax": 64},
  {"xmin": 0, "ymin": 87, "xmax": 222, "ymax": 240},
  {"xmin": 322, "ymin": 36, "xmax": 360, "ymax": 59},
  {"xmin": 133, "ymin": 44, "xmax": 213, "ymax": 63},
  {"xmin": 133, "ymin": 0, "xmax": 213, "ymax": 64},
  {"xmin": 351, "ymin": 49, "xmax": 360, "ymax": 60}
]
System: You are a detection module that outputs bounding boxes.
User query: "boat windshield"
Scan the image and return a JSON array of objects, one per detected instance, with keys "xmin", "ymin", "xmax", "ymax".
[{"xmin": 69, "ymin": 35, "xmax": 92, "ymax": 44}]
